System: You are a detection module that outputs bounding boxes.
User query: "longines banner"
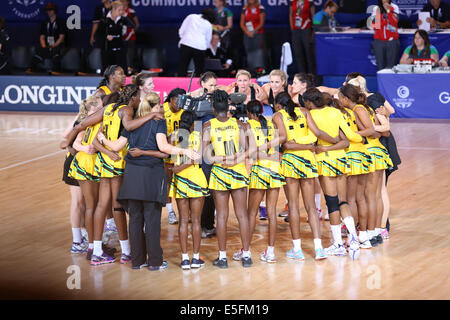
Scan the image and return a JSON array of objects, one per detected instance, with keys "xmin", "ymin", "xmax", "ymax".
[{"xmin": 3, "ymin": 0, "xmax": 448, "ymax": 26}]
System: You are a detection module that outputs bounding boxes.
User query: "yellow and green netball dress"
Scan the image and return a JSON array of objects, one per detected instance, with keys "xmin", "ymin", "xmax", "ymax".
[
  {"xmin": 68, "ymin": 122, "xmax": 102, "ymax": 181},
  {"xmin": 94, "ymin": 103, "xmax": 128, "ymax": 177},
  {"xmin": 169, "ymin": 131, "xmax": 209, "ymax": 198},
  {"xmin": 366, "ymin": 111, "xmax": 393, "ymax": 171},
  {"xmin": 163, "ymin": 101, "xmax": 184, "ymax": 165},
  {"xmin": 99, "ymin": 85, "xmax": 112, "ymax": 95},
  {"xmin": 279, "ymin": 109, "xmax": 318, "ymax": 179},
  {"xmin": 343, "ymin": 107, "xmax": 373, "ymax": 175},
  {"xmin": 209, "ymin": 117, "xmax": 249, "ymax": 191},
  {"xmin": 310, "ymin": 107, "xmax": 362, "ymax": 177},
  {"xmin": 248, "ymin": 119, "xmax": 285, "ymax": 189}
]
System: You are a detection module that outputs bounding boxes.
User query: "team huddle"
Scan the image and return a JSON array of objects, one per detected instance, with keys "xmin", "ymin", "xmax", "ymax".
[{"xmin": 60, "ymin": 65, "xmax": 399, "ymax": 271}]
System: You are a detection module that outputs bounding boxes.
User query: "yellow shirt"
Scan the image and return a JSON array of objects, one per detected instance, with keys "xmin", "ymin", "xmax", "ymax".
[
  {"xmin": 210, "ymin": 117, "xmax": 240, "ymax": 158},
  {"xmin": 163, "ymin": 101, "xmax": 184, "ymax": 137}
]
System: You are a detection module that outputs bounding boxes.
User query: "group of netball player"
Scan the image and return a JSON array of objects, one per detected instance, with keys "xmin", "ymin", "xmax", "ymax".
[{"xmin": 61, "ymin": 65, "xmax": 399, "ymax": 270}]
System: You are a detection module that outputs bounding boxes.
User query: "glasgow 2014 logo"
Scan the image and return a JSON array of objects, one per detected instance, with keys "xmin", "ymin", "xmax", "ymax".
[
  {"xmin": 8, "ymin": 0, "xmax": 45, "ymax": 19},
  {"xmin": 394, "ymin": 85, "xmax": 414, "ymax": 109}
]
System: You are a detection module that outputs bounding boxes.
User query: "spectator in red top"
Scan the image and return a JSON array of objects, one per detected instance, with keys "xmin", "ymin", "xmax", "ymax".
[
  {"xmin": 240, "ymin": 0, "xmax": 266, "ymax": 70},
  {"xmin": 120, "ymin": 0, "xmax": 139, "ymax": 74},
  {"xmin": 290, "ymin": 0, "xmax": 316, "ymax": 74},
  {"xmin": 371, "ymin": 0, "xmax": 400, "ymax": 70}
]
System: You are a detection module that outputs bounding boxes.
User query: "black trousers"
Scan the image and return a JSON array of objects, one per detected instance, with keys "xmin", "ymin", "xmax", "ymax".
[
  {"xmin": 178, "ymin": 44, "xmax": 205, "ymax": 77},
  {"xmin": 291, "ymin": 28, "xmax": 316, "ymax": 74},
  {"xmin": 128, "ymin": 200, "xmax": 163, "ymax": 267},
  {"xmin": 104, "ymin": 47, "xmax": 127, "ymax": 74},
  {"xmin": 373, "ymin": 39, "xmax": 399, "ymax": 70},
  {"xmin": 201, "ymin": 163, "xmax": 215, "ymax": 230},
  {"xmin": 31, "ymin": 46, "xmax": 62, "ymax": 71}
]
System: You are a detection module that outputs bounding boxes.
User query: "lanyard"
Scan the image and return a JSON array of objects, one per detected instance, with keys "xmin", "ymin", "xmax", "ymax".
[
  {"xmin": 47, "ymin": 20, "xmax": 57, "ymax": 35},
  {"xmin": 297, "ymin": 0, "xmax": 305, "ymax": 16}
]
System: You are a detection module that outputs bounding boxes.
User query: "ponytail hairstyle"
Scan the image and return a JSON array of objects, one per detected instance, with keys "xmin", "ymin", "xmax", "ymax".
[
  {"xmin": 112, "ymin": 84, "xmax": 139, "ymax": 112},
  {"xmin": 294, "ymin": 73, "xmax": 315, "ymax": 89},
  {"xmin": 275, "ymin": 91, "xmax": 298, "ymax": 121},
  {"xmin": 131, "ymin": 72, "xmax": 153, "ymax": 88},
  {"xmin": 348, "ymin": 76, "xmax": 368, "ymax": 94},
  {"xmin": 137, "ymin": 92, "xmax": 160, "ymax": 118},
  {"xmin": 211, "ymin": 89, "xmax": 229, "ymax": 114},
  {"xmin": 339, "ymin": 84, "xmax": 373, "ymax": 115},
  {"xmin": 97, "ymin": 65, "xmax": 120, "ymax": 89},
  {"xmin": 247, "ymin": 100, "xmax": 268, "ymax": 137},
  {"xmin": 345, "ymin": 72, "xmax": 364, "ymax": 84},
  {"xmin": 303, "ymin": 88, "xmax": 326, "ymax": 108},
  {"xmin": 164, "ymin": 87, "xmax": 186, "ymax": 104},
  {"xmin": 177, "ymin": 111, "xmax": 195, "ymax": 147},
  {"xmin": 199, "ymin": 71, "xmax": 217, "ymax": 85},
  {"xmin": 78, "ymin": 95, "xmax": 101, "ymax": 122}
]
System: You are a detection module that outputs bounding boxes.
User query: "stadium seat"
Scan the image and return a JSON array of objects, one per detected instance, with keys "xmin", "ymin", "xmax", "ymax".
[
  {"xmin": 141, "ymin": 48, "xmax": 165, "ymax": 72},
  {"xmin": 11, "ymin": 46, "xmax": 33, "ymax": 70},
  {"xmin": 246, "ymin": 49, "xmax": 265, "ymax": 71},
  {"xmin": 88, "ymin": 48, "xmax": 103, "ymax": 73},
  {"xmin": 61, "ymin": 48, "xmax": 81, "ymax": 72}
]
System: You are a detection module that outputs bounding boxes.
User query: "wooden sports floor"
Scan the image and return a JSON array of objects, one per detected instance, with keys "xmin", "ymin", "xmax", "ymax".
[{"xmin": 0, "ymin": 112, "xmax": 449, "ymax": 300}]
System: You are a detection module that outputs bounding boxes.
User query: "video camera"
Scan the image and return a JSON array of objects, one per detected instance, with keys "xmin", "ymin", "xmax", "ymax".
[
  {"xmin": 229, "ymin": 92, "xmax": 248, "ymax": 123},
  {"xmin": 176, "ymin": 92, "xmax": 213, "ymax": 118}
]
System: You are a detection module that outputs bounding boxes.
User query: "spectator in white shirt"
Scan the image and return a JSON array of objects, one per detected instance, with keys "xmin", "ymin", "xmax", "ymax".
[{"xmin": 178, "ymin": 8, "xmax": 216, "ymax": 77}]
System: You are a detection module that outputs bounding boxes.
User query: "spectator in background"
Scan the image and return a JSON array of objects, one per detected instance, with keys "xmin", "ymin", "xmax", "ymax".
[
  {"xmin": 213, "ymin": 0, "xmax": 233, "ymax": 51},
  {"xmin": 417, "ymin": 0, "xmax": 450, "ymax": 29},
  {"xmin": 120, "ymin": 0, "xmax": 140, "ymax": 75},
  {"xmin": 0, "ymin": 17, "xmax": 11, "ymax": 75},
  {"xmin": 98, "ymin": 1, "xmax": 136, "ymax": 74},
  {"xmin": 313, "ymin": 0, "xmax": 339, "ymax": 32},
  {"xmin": 178, "ymin": 8, "xmax": 216, "ymax": 77},
  {"xmin": 399, "ymin": 29, "xmax": 439, "ymax": 65},
  {"xmin": 439, "ymin": 50, "xmax": 450, "ymax": 67},
  {"xmin": 371, "ymin": 0, "xmax": 400, "ymax": 70},
  {"xmin": 90, "ymin": 0, "xmax": 111, "ymax": 71},
  {"xmin": 206, "ymin": 32, "xmax": 233, "ymax": 77},
  {"xmin": 240, "ymin": 0, "xmax": 266, "ymax": 70},
  {"xmin": 290, "ymin": 0, "xmax": 316, "ymax": 74},
  {"xmin": 28, "ymin": 3, "xmax": 67, "ymax": 75}
]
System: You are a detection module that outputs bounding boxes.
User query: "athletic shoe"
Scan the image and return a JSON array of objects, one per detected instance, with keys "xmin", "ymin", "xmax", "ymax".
[
  {"xmin": 325, "ymin": 243, "xmax": 347, "ymax": 256},
  {"xmin": 369, "ymin": 237, "xmax": 378, "ymax": 247},
  {"xmin": 259, "ymin": 206, "xmax": 268, "ymax": 220},
  {"xmin": 181, "ymin": 259, "xmax": 191, "ymax": 270},
  {"xmin": 381, "ymin": 228, "xmax": 389, "ymax": 240},
  {"xmin": 120, "ymin": 253, "xmax": 131, "ymax": 264},
  {"xmin": 286, "ymin": 248, "xmax": 305, "ymax": 261},
  {"xmin": 104, "ymin": 223, "xmax": 118, "ymax": 234},
  {"xmin": 233, "ymin": 248, "xmax": 243, "ymax": 261},
  {"xmin": 71, "ymin": 242, "xmax": 88, "ymax": 254},
  {"xmin": 91, "ymin": 252, "xmax": 116, "ymax": 266},
  {"xmin": 86, "ymin": 248, "xmax": 93, "ymax": 261},
  {"xmin": 278, "ymin": 204, "xmax": 289, "ymax": 217},
  {"xmin": 284, "ymin": 216, "xmax": 289, "ymax": 223},
  {"xmin": 315, "ymin": 248, "xmax": 328, "ymax": 260},
  {"xmin": 168, "ymin": 211, "xmax": 178, "ymax": 225},
  {"xmin": 376, "ymin": 234, "xmax": 383, "ymax": 245},
  {"xmin": 260, "ymin": 249, "xmax": 276, "ymax": 263},
  {"xmin": 148, "ymin": 261, "xmax": 168, "ymax": 271},
  {"xmin": 242, "ymin": 256, "xmax": 253, "ymax": 268},
  {"xmin": 213, "ymin": 258, "xmax": 228, "ymax": 269},
  {"xmin": 341, "ymin": 224, "xmax": 348, "ymax": 237},
  {"xmin": 348, "ymin": 235, "xmax": 360, "ymax": 260},
  {"xmin": 132, "ymin": 263, "xmax": 149, "ymax": 270},
  {"xmin": 191, "ymin": 258, "xmax": 205, "ymax": 268},
  {"xmin": 201, "ymin": 227, "xmax": 216, "ymax": 238},
  {"xmin": 360, "ymin": 239, "xmax": 372, "ymax": 249}
]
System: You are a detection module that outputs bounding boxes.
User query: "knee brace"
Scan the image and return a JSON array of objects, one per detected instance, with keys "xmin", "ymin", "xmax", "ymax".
[
  {"xmin": 114, "ymin": 207, "xmax": 125, "ymax": 213},
  {"xmin": 324, "ymin": 194, "xmax": 339, "ymax": 214}
]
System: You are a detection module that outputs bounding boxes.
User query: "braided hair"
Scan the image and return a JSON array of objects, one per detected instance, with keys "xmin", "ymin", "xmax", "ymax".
[
  {"xmin": 247, "ymin": 100, "xmax": 268, "ymax": 137},
  {"xmin": 97, "ymin": 65, "xmax": 120, "ymax": 89},
  {"xmin": 112, "ymin": 84, "xmax": 139, "ymax": 112},
  {"xmin": 275, "ymin": 91, "xmax": 298, "ymax": 121}
]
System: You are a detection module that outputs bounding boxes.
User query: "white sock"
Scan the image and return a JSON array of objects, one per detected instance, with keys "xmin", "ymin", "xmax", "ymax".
[
  {"xmin": 343, "ymin": 216, "xmax": 358, "ymax": 238},
  {"xmin": 314, "ymin": 194, "xmax": 321, "ymax": 210},
  {"xmin": 167, "ymin": 203, "xmax": 173, "ymax": 213},
  {"xmin": 93, "ymin": 241, "xmax": 103, "ymax": 256},
  {"xmin": 219, "ymin": 251, "xmax": 227, "ymax": 260},
  {"xmin": 81, "ymin": 228, "xmax": 88, "ymax": 238},
  {"xmin": 182, "ymin": 253, "xmax": 189, "ymax": 261},
  {"xmin": 72, "ymin": 228, "xmax": 82, "ymax": 244},
  {"xmin": 368, "ymin": 229, "xmax": 376, "ymax": 239},
  {"xmin": 106, "ymin": 218, "xmax": 115, "ymax": 227},
  {"xmin": 313, "ymin": 238, "xmax": 323, "ymax": 250},
  {"xmin": 88, "ymin": 243, "xmax": 94, "ymax": 250},
  {"xmin": 193, "ymin": 253, "xmax": 200, "ymax": 260},
  {"xmin": 331, "ymin": 224, "xmax": 343, "ymax": 245},
  {"xmin": 243, "ymin": 250, "xmax": 251, "ymax": 258},
  {"xmin": 260, "ymin": 201, "xmax": 266, "ymax": 208},
  {"xmin": 375, "ymin": 228, "xmax": 381, "ymax": 236},
  {"xmin": 293, "ymin": 239, "xmax": 301, "ymax": 251},
  {"xmin": 359, "ymin": 230, "xmax": 368, "ymax": 242},
  {"xmin": 267, "ymin": 246, "xmax": 274, "ymax": 255},
  {"xmin": 119, "ymin": 240, "xmax": 131, "ymax": 255}
]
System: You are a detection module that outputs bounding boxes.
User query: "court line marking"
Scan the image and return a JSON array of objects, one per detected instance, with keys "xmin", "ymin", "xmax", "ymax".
[
  {"xmin": 0, "ymin": 150, "xmax": 65, "ymax": 172},
  {"xmin": 397, "ymin": 146, "xmax": 450, "ymax": 151}
]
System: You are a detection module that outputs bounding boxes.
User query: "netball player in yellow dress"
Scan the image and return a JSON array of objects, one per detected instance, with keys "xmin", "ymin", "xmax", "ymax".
[{"xmin": 202, "ymin": 90, "xmax": 251, "ymax": 268}]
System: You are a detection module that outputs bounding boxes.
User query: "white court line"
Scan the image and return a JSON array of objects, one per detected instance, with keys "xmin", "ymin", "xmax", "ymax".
[
  {"xmin": 0, "ymin": 150, "xmax": 65, "ymax": 172},
  {"xmin": 397, "ymin": 146, "xmax": 450, "ymax": 151}
]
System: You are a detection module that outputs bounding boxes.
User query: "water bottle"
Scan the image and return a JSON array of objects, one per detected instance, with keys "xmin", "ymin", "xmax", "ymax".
[{"xmin": 330, "ymin": 18, "xmax": 337, "ymax": 32}]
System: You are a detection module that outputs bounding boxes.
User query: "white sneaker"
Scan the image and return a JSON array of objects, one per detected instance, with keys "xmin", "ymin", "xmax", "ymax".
[
  {"xmin": 325, "ymin": 243, "xmax": 347, "ymax": 256},
  {"xmin": 168, "ymin": 211, "xmax": 178, "ymax": 224},
  {"xmin": 360, "ymin": 239, "xmax": 372, "ymax": 249},
  {"xmin": 260, "ymin": 249, "xmax": 276, "ymax": 263},
  {"xmin": 348, "ymin": 235, "xmax": 360, "ymax": 260},
  {"xmin": 233, "ymin": 248, "xmax": 243, "ymax": 261}
]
